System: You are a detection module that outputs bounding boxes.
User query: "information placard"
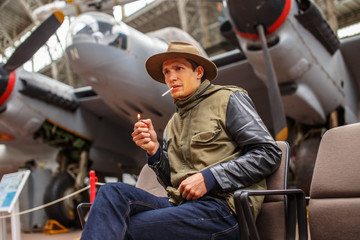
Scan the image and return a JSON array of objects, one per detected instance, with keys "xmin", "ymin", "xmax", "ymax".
[{"xmin": 0, "ymin": 170, "xmax": 30, "ymax": 213}]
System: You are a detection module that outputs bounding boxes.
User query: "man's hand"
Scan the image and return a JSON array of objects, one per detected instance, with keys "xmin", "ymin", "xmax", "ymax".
[
  {"xmin": 178, "ymin": 173, "xmax": 207, "ymax": 201},
  {"xmin": 132, "ymin": 119, "xmax": 159, "ymax": 156}
]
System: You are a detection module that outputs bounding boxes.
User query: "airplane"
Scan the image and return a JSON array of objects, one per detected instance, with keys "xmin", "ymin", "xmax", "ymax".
[{"xmin": 0, "ymin": 0, "xmax": 359, "ymax": 228}]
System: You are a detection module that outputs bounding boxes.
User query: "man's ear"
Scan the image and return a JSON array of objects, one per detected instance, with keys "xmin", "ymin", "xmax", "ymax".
[{"xmin": 195, "ymin": 66, "xmax": 204, "ymax": 80}]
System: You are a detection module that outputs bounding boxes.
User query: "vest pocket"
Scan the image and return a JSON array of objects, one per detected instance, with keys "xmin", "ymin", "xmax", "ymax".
[{"xmin": 191, "ymin": 128, "xmax": 221, "ymax": 144}]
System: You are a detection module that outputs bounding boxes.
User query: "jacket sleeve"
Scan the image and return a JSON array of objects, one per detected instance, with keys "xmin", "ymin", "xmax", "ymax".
[
  {"xmin": 148, "ymin": 132, "xmax": 172, "ymax": 188},
  {"xmin": 209, "ymin": 91, "xmax": 282, "ymax": 192}
]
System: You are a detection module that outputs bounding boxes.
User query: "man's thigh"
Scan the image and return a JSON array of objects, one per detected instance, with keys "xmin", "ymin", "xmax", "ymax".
[{"xmin": 127, "ymin": 196, "xmax": 239, "ymax": 240}]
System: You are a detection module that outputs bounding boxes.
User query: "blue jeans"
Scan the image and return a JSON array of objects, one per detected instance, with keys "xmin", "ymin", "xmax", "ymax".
[{"xmin": 81, "ymin": 182, "xmax": 240, "ymax": 240}]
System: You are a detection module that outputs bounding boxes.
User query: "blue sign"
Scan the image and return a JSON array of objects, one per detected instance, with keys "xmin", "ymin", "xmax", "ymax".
[{"xmin": 0, "ymin": 170, "xmax": 30, "ymax": 212}]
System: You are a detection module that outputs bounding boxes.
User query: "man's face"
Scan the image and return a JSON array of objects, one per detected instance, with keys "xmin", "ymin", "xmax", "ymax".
[{"xmin": 162, "ymin": 58, "xmax": 204, "ymax": 100}]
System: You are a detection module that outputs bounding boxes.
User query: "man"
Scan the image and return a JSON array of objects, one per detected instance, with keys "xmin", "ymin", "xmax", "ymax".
[{"xmin": 81, "ymin": 42, "xmax": 281, "ymax": 239}]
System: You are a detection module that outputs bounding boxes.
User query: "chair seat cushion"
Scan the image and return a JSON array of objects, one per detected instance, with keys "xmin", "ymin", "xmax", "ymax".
[{"xmin": 309, "ymin": 198, "xmax": 360, "ymax": 240}]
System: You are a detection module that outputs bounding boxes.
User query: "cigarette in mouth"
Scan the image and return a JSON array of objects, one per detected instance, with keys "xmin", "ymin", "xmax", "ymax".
[{"xmin": 161, "ymin": 87, "xmax": 173, "ymax": 97}]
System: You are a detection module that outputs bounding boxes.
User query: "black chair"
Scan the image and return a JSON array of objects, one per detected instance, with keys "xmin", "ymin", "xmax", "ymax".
[{"xmin": 234, "ymin": 141, "xmax": 307, "ymax": 240}]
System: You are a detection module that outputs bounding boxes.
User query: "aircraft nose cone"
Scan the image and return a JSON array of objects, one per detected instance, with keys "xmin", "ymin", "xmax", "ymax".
[
  {"xmin": 226, "ymin": 0, "xmax": 291, "ymax": 39},
  {"xmin": 0, "ymin": 65, "xmax": 16, "ymax": 107}
]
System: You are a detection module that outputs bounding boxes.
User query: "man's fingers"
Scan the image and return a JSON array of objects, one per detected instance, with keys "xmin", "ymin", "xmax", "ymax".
[
  {"xmin": 178, "ymin": 173, "xmax": 207, "ymax": 201},
  {"xmin": 132, "ymin": 131, "xmax": 150, "ymax": 140},
  {"xmin": 132, "ymin": 126, "xmax": 149, "ymax": 135},
  {"xmin": 134, "ymin": 120, "xmax": 147, "ymax": 129},
  {"xmin": 132, "ymin": 124, "xmax": 152, "ymax": 141},
  {"xmin": 140, "ymin": 119, "xmax": 155, "ymax": 131},
  {"xmin": 179, "ymin": 184, "xmax": 195, "ymax": 200},
  {"xmin": 134, "ymin": 137, "xmax": 151, "ymax": 147},
  {"xmin": 132, "ymin": 118, "xmax": 158, "ymax": 155},
  {"xmin": 182, "ymin": 189, "xmax": 201, "ymax": 201}
]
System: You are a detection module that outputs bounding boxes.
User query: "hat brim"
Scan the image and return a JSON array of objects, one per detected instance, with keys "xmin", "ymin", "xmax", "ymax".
[{"xmin": 146, "ymin": 52, "xmax": 218, "ymax": 84}]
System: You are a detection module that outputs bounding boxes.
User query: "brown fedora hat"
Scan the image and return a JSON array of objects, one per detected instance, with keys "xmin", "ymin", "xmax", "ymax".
[{"xmin": 145, "ymin": 41, "xmax": 218, "ymax": 84}]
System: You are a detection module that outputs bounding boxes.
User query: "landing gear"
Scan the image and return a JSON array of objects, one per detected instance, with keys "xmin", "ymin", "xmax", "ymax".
[
  {"xmin": 33, "ymin": 119, "xmax": 93, "ymax": 227},
  {"xmin": 43, "ymin": 172, "xmax": 86, "ymax": 227},
  {"xmin": 43, "ymin": 150, "xmax": 89, "ymax": 227}
]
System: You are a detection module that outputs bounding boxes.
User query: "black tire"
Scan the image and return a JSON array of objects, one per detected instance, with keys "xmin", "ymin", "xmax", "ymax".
[
  {"xmin": 43, "ymin": 172, "xmax": 88, "ymax": 228},
  {"xmin": 294, "ymin": 137, "xmax": 321, "ymax": 196}
]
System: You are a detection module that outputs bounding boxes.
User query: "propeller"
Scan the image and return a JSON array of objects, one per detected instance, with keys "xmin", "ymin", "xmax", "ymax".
[
  {"xmin": 225, "ymin": 0, "xmax": 289, "ymax": 140},
  {"xmin": 3, "ymin": 10, "xmax": 65, "ymax": 72},
  {"xmin": 226, "ymin": 0, "xmax": 291, "ymax": 39},
  {"xmin": 0, "ymin": 10, "xmax": 64, "ymax": 106},
  {"xmin": 257, "ymin": 24, "xmax": 288, "ymax": 141}
]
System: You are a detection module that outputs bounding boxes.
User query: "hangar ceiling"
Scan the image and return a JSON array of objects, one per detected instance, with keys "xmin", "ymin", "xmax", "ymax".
[
  {"xmin": 1, "ymin": 0, "xmax": 360, "ymax": 86},
  {"xmin": 0, "ymin": 0, "xmax": 52, "ymax": 56},
  {"xmin": 317, "ymin": 0, "xmax": 360, "ymax": 28}
]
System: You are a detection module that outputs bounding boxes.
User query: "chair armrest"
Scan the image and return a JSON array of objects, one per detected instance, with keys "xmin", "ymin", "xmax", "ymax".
[
  {"xmin": 234, "ymin": 189, "xmax": 308, "ymax": 240},
  {"xmin": 77, "ymin": 202, "xmax": 92, "ymax": 229}
]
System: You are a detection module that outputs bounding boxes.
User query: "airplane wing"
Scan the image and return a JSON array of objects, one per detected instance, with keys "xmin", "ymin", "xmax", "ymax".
[
  {"xmin": 0, "ymin": 120, "xmax": 59, "ymax": 170},
  {"xmin": 73, "ymin": 86, "xmax": 147, "ymax": 173}
]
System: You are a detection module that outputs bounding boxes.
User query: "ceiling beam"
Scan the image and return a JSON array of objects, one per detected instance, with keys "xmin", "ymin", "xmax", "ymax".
[
  {"xmin": 0, "ymin": 0, "xmax": 12, "ymax": 10},
  {"xmin": 17, "ymin": 0, "xmax": 38, "ymax": 23},
  {"xmin": 0, "ymin": 22, "xmax": 14, "ymax": 57}
]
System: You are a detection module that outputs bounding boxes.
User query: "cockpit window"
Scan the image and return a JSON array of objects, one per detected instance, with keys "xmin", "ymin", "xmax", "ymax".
[
  {"xmin": 97, "ymin": 22, "xmax": 113, "ymax": 36},
  {"xmin": 109, "ymin": 33, "xmax": 127, "ymax": 50},
  {"xmin": 67, "ymin": 12, "xmax": 128, "ymax": 50}
]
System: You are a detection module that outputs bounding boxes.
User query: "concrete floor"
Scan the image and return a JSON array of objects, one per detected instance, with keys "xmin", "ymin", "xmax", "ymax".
[
  {"xmin": 5, "ymin": 218, "xmax": 82, "ymax": 240},
  {"xmin": 6, "ymin": 229, "xmax": 82, "ymax": 240}
]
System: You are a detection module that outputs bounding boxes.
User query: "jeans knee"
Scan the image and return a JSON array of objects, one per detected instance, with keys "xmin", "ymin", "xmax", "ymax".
[
  {"xmin": 97, "ymin": 182, "xmax": 115, "ymax": 195},
  {"xmin": 97, "ymin": 182, "xmax": 129, "ymax": 198}
]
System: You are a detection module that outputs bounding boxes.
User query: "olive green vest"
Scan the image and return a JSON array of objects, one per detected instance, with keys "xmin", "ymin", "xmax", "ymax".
[{"xmin": 165, "ymin": 80, "xmax": 265, "ymax": 218}]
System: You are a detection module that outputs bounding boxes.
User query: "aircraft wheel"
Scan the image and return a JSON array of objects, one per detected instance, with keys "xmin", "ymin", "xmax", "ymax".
[
  {"xmin": 43, "ymin": 172, "xmax": 88, "ymax": 228},
  {"xmin": 294, "ymin": 137, "xmax": 321, "ymax": 196}
]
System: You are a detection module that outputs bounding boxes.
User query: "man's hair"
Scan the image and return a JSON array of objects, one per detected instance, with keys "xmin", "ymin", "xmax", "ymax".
[{"xmin": 185, "ymin": 58, "xmax": 205, "ymax": 81}]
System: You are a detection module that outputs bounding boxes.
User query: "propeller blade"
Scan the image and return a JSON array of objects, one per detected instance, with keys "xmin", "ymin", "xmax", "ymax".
[
  {"xmin": 3, "ymin": 10, "xmax": 64, "ymax": 72},
  {"xmin": 257, "ymin": 24, "xmax": 288, "ymax": 141},
  {"xmin": 226, "ymin": 0, "xmax": 291, "ymax": 39}
]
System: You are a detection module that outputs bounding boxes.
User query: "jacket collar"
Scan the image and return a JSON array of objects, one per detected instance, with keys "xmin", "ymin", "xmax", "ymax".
[{"xmin": 174, "ymin": 80, "xmax": 212, "ymax": 115}]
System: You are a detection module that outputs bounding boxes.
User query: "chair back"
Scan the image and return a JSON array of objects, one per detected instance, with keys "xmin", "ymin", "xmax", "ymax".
[
  {"xmin": 308, "ymin": 123, "xmax": 360, "ymax": 240},
  {"xmin": 136, "ymin": 164, "xmax": 167, "ymax": 197},
  {"xmin": 255, "ymin": 141, "xmax": 289, "ymax": 239}
]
